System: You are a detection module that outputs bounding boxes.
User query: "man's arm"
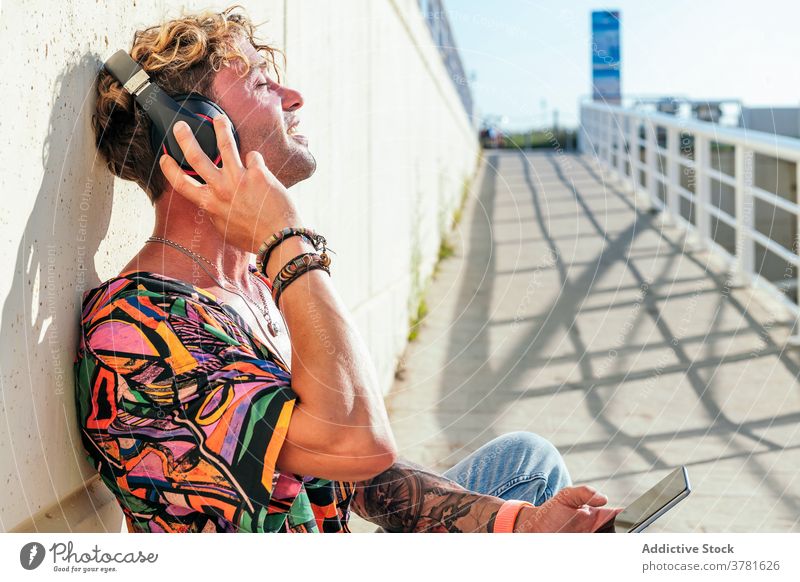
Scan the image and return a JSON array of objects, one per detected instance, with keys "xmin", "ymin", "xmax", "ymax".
[
  {"xmin": 161, "ymin": 118, "xmax": 397, "ymax": 482},
  {"xmin": 349, "ymin": 458, "xmax": 503, "ymax": 532},
  {"xmin": 265, "ymin": 237, "xmax": 398, "ymax": 481},
  {"xmin": 350, "ymin": 459, "xmax": 622, "ymax": 533}
]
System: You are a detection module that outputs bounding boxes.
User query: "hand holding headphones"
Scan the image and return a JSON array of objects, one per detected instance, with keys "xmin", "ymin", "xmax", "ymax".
[{"xmin": 159, "ymin": 115, "xmax": 302, "ymax": 255}]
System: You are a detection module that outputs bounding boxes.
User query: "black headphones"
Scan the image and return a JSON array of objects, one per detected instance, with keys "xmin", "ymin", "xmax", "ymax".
[{"xmin": 102, "ymin": 50, "xmax": 240, "ymax": 183}]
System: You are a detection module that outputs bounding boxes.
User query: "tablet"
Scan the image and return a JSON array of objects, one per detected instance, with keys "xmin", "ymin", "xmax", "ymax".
[{"xmin": 596, "ymin": 466, "xmax": 691, "ymax": 533}]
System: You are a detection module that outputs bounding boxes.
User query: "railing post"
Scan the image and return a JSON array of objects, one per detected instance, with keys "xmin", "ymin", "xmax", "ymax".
[
  {"xmin": 627, "ymin": 114, "xmax": 638, "ymax": 194},
  {"xmin": 789, "ymin": 161, "xmax": 800, "ymax": 346},
  {"xmin": 592, "ymin": 109, "xmax": 604, "ymax": 167},
  {"xmin": 589, "ymin": 109, "xmax": 602, "ymax": 167},
  {"xmin": 600, "ymin": 110, "xmax": 605, "ymax": 167},
  {"xmin": 606, "ymin": 108, "xmax": 614, "ymax": 170},
  {"xmin": 732, "ymin": 145, "xmax": 755, "ymax": 287},
  {"xmin": 694, "ymin": 134, "xmax": 710, "ymax": 247},
  {"xmin": 616, "ymin": 112, "xmax": 627, "ymax": 179},
  {"xmin": 645, "ymin": 117, "xmax": 659, "ymax": 210},
  {"xmin": 666, "ymin": 126, "xmax": 680, "ymax": 224},
  {"xmin": 609, "ymin": 110, "xmax": 617, "ymax": 174}
]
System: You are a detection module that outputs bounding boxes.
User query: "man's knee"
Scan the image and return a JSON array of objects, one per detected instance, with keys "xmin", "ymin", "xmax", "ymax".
[{"xmin": 493, "ymin": 431, "xmax": 571, "ymax": 488}]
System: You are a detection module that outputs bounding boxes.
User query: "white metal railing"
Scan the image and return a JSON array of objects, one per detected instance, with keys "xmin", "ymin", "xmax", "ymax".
[{"xmin": 579, "ymin": 102, "xmax": 800, "ymax": 341}]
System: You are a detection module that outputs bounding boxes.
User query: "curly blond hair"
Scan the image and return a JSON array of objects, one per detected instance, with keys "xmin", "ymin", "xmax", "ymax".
[{"xmin": 93, "ymin": 5, "xmax": 282, "ymax": 204}]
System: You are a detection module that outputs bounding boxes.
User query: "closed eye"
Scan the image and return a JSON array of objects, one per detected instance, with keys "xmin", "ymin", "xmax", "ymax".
[{"xmin": 257, "ymin": 76, "xmax": 276, "ymax": 91}]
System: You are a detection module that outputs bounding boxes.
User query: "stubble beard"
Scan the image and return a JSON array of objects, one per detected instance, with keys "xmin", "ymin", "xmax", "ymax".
[{"xmin": 272, "ymin": 142, "xmax": 317, "ymax": 188}]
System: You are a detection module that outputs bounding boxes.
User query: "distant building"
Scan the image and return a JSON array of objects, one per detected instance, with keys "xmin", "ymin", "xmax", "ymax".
[{"xmin": 739, "ymin": 106, "xmax": 800, "ymax": 139}]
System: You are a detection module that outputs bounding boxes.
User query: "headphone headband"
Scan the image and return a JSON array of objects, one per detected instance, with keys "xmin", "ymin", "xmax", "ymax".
[{"xmin": 123, "ymin": 69, "xmax": 151, "ymax": 96}]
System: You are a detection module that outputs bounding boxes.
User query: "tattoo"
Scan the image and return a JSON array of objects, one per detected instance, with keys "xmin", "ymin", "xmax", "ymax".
[{"xmin": 350, "ymin": 459, "xmax": 501, "ymax": 532}]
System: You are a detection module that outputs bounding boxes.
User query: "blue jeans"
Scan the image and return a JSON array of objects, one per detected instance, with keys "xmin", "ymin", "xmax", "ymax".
[{"xmin": 442, "ymin": 431, "xmax": 572, "ymax": 506}]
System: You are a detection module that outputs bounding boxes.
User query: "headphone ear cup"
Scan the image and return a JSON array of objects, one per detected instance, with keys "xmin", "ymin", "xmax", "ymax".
[{"xmin": 150, "ymin": 93, "xmax": 241, "ymax": 185}]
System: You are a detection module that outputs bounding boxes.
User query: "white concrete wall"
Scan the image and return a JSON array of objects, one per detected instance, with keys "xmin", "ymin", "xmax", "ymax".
[{"xmin": 0, "ymin": 0, "xmax": 478, "ymax": 532}]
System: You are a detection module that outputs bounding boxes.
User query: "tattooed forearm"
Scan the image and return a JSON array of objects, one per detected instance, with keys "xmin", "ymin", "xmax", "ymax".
[{"xmin": 349, "ymin": 459, "xmax": 503, "ymax": 532}]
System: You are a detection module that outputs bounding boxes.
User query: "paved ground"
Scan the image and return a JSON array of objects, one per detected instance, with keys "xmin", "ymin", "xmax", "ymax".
[{"xmin": 352, "ymin": 150, "xmax": 800, "ymax": 533}]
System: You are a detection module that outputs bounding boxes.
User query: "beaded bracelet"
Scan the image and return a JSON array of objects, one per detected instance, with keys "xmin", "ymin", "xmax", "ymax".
[
  {"xmin": 272, "ymin": 252, "xmax": 331, "ymax": 306},
  {"xmin": 255, "ymin": 227, "xmax": 332, "ymax": 277}
]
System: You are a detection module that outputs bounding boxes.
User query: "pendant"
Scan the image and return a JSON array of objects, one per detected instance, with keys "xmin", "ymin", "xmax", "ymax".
[{"xmin": 257, "ymin": 303, "xmax": 280, "ymax": 337}]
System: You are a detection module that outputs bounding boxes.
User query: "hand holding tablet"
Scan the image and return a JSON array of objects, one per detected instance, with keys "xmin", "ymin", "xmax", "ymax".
[{"xmin": 596, "ymin": 466, "xmax": 691, "ymax": 533}]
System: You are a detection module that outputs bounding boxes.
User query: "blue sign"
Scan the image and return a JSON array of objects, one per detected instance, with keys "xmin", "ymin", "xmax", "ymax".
[{"xmin": 591, "ymin": 10, "xmax": 621, "ymax": 103}]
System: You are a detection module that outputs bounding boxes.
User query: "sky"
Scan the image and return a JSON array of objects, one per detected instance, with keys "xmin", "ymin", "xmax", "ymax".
[{"xmin": 443, "ymin": 0, "xmax": 800, "ymax": 130}]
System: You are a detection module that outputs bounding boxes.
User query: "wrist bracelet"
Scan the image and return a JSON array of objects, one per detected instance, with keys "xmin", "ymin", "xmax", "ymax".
[
  {"xmin": 492, "ymin": 500, "xmax": 534, "ymax": 533},
  {"xmin": 272, "ymin": 252, "xmax": 331, "ymax": 306},
  {"xmin": 256, "ymin": 227, "xmax": 333, "ymax": 277}
]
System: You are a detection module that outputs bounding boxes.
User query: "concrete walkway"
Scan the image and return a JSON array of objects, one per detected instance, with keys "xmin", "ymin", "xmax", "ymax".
[{"xmin": 372, "ymin": 150, "xmax": 800, "ymax": 533}]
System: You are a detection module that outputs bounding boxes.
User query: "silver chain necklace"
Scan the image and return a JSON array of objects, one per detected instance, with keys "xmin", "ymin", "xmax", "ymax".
[{"xmin": 145, "ymin": 236, "xmax": 282, "ymax": 339}]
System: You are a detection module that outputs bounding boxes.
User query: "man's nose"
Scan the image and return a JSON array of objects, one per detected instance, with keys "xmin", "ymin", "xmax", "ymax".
[{"xmin": 280, "ymin": 86, "xmax": 304, "ymax": 111}]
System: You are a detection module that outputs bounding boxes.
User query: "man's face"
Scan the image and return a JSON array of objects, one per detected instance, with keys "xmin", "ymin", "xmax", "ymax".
[{"xmin": 211, "ymin": 39, "xmax": 315, "ymax": 187}]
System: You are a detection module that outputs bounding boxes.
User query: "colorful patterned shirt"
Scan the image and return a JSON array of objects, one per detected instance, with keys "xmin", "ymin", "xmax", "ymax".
[{"xmin": 73, "ymin": 267, "xmax": 355, "ymax": 533}]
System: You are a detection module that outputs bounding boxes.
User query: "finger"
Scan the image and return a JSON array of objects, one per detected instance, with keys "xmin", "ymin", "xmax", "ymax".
[
  {"xmin": 584, "ymin": 490, "xmax": 610, "ymax": 507},
  {"xmin": 172, "ymin": 120, "xmax": 221, "ymax": 186},
  {"xmin": 561, "ymin": 505, "xmax": 617, "ymax": 533},
  {"xmin": 159, "ymin": 154, "xmax": 212, "ymax": 207},
  {"xmin": 556, "ymin": 486, "xmax": 593, "ymax": 507},
  {"xmin": 213, "ymin": 115, "xmax": 243, "ymax": 171},
  {"xmin": 559, "ymin": 485, "xmax": 608, "ymax": 508},
  {"xmin": 243, "ymin": 150, "xmax": 283, "ymax": 190},
  {"xmin": 590, "ymin": 507, "xmax": 621, "ymax": 532},
  {"xmin": 244, "ymin": 150, "xmax": 265, "ymax": 168}
]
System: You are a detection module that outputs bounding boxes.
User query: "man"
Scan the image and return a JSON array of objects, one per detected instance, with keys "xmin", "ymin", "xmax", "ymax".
[{"xmin": 77, "ymin": 6, "xmax": 619, "ymax": 533}]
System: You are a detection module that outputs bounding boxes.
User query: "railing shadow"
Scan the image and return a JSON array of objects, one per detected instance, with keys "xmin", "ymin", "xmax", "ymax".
[{"xmin": 432, "ymin": 149, "xmax": 800, "ymax": 526}]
